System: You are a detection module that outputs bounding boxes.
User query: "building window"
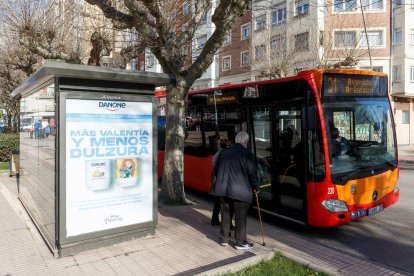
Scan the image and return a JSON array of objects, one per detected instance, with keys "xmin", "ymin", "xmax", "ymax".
[
  {"xmin": 272, "ymin": 6, "xmax": 287, "ymax": 26},
  {"xmin": 241, "ymin": 23, "xmax": 251, "ymax": 40},
  {"xmin": 182, "ymin": 24, "xmax": 188, "ymax": 33},
  {"xmin": 393, "ymin": 28, "xmax": 402, "ymax": 44},
  {"xmin": 360, "ymin": 30, "xmax": 384, "ymax": 47},
  {"xmin": 181, "ymin": 45, "xmax": 188, "ymax": 57},
  {"xmin": 410, "ymin": 32, "xmax": 414, "ymax": 45},
  {"xmin": 270, "ymin": 34, "xmax": 287, "ymax": 53},
  {"xmin": 170, "ymin": 10, "xmax": 176, "ymax": 21},
  {"xmin": 255, "ymin": 45, "xmax": 266, "ymax": 59},
  {"xmin": 295, "ymin": 0, "xmax": 309, "ymax": 16},
  {"xmin": 294, "ymin": 32, "xmax": 309, "ymax": 51},
  {"xmin": 320, "ymin": 30, "xmax": 324, "ymax": 46},
  {"xmin": 410, "ymin": 66, "xmax": 414, "ymax": 82},
  {"xmin": 196, "ymin": 35, "xmax": 207, "ymax": 49},
  {"xmin": 334, "ymin": 0, "xmax": 357, "ymax": 11},
  {"xmin": 222, "ymin": 56, "xmax": 231, "ymax": 71},
  {"xmin": 361, "ymin": 0, "xmax": 383, "ymax": 10},
  {"xmin": 201, "ymin": 12, "xmax": 208, "ymax": 23},
  {"xmin": 245, "ymin": 2, "xmax": 251, "ymax": 10},
  {"xmin": 223, "ymin": 30, "xmax": 231, "ymax": 45},
  {"xmin": 241, "ymin": 51, "xmax": 250, "ymax": 67},
  {"xmin": 47, "ymin": 86, "xmax": 54, "ymax": 96},
  {"xmin": 402, "ymin": 110, "xmax": 410, "ymax": 124},
  {"xmin": 334, "ymin": 31, "xmax": 356, "ymax": 47},
  {"xmin": 183, "ymin": 1, "xmax": 188, "ymax": 16},
  {"xmin": 393, "ymin": 65, "xmax": 401, "ymax": 82},
  {"xmin": 360, "ymin": 66, "xmax": 383, "ymax": 72},
  {"xmin": 395, "ymin": 0, "xmax": 402, "ymax": 6},
  {"xmin": 256, "ymin": 15, "xmax": 266, "ymax": 30},
  {"xmin": 146, "ymin": 54, "xmax": 154, "ymax": 68}
]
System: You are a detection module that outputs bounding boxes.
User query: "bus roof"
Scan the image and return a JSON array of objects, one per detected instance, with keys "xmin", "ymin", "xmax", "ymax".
[{"xmin": 154, "ymin": 68, "xmax": 387, "ymax": 97}]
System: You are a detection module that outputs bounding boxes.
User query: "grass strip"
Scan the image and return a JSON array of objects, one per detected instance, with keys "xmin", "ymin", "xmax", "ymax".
[{"xmin": 225, "ymin": 252, "xmax": 327, "ymax": 276}]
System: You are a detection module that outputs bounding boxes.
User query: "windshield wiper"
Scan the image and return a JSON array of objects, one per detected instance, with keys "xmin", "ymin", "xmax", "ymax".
[
  {"xmin": 332, "ymin": 166, "xmax": 366, "ymax": 184},
  {"xmin": 332, "ymin": 161, "xmax": 396, "ymax": 185},
  {"xmin": 364, "ymin": 156, "xmax": 396, "ymax": 168}
]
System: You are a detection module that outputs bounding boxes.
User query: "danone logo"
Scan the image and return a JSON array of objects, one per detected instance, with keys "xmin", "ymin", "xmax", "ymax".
[
  {"xmin": 98, "ymin": 101, "xmax": 127, "ymax": 111},
  {"xmin": 91, "ymin": 162, "xmax": 106, "ymax": 167}
]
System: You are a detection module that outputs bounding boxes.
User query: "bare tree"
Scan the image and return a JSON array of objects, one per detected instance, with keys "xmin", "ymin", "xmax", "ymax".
[
  {"xmin": 252, "ymin": 27, "xmax": 295, "ymax": 79},
  {"xmin": 84, "ymin": 0, "xmax": 251, "ymax": 204},
  {"xmin": 0, "ymin": 45, "xmax": 36, "ymax": 131},
  {"xmin": 0, "ymin": 0, "xmax": 118, "ymax": 130}
]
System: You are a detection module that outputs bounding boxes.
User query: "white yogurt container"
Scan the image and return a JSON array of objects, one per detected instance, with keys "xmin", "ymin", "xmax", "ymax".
[{"xmin": 85, "ymin": 159, "xmax": 111, "ymax": 190}]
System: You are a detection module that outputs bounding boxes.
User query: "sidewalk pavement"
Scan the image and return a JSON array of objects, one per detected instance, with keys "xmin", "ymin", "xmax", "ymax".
[
  {"xmin": 399, "ymin": 145, "xmax": 414, "ymax": 164},
  {"xmin": 0, "ymin": 172, "xmax": 409, "ymax": 276}
]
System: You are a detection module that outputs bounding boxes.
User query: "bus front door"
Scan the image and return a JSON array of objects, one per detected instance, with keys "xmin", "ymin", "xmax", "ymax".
[
  {"xmin": 250, "ymin": 105, "xmax": 306, "ymax": 222},
  {"xmin": 275, "ymin": 106, "xmax": 305, "ymax": 221}
]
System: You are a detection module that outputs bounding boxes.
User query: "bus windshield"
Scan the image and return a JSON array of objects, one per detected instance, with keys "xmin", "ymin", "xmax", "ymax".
[{"xmin": 322, "ymin": 97, "xmax": 396, "ymax": 179}]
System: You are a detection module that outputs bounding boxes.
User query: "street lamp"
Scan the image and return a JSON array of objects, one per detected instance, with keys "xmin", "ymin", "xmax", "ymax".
[{"xmin": 213, "ymin": 90, "xmax": 222, "ymax": 148}]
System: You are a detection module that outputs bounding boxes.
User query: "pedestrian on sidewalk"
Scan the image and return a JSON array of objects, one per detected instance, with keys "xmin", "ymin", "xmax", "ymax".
[
  {"xmin": 211, "ymin": 139, "xmax": 234, "ymax": 227},
  {"xmin": 210, "ymin": 131, "xmax": 258, "ymax": 250}
]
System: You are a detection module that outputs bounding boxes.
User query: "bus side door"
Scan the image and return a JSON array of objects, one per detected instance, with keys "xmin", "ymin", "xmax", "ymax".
[
  {"xmin": 249, "ymin": 105, "xmax": 306, "ymax": 222},
  {"xmin": 275, "ymin": 106, "xmax": 306, "ymax": 221}
]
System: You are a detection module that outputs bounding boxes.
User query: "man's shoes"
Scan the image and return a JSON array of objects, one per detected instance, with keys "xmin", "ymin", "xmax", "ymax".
[
  {"xmin": 234, "ymin": 242, "xmax": 253, "ymax": 250},
  {"xmin": 211, "ymin": 219, "xmax": 221, "ymax": 226},
  {"xmin": 219, "ymin": 237, "xmax": 229, "ymax": 246}
]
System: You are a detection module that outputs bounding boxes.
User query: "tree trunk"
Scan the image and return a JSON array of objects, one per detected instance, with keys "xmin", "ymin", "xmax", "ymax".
[
  {"xmin": 159, "ymin": 81, "xmax": 187, "ymax": 204},
  {"xmin": 12, "ymin": 102, "xmax": 20, "ymax": 133}
]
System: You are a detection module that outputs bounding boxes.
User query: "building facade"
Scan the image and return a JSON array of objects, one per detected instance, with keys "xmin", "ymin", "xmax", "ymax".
[
  {"xmin": 391, "ymin": 0, "xmax": 414, "ymax": 146},
  {"xmin": 111, "ymin": 0, "xmax": 413, "ymax": 145}
]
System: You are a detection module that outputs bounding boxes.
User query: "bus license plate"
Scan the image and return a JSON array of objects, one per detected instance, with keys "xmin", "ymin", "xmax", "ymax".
[{"xmin": 368, "ymin": 204, "xmax": 384, "ymax": 216}]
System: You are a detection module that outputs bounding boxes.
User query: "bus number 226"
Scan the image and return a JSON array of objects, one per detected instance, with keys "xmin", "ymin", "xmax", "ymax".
[{"xmin": 328, "ymin": 187, "xmax": 335, "ymax": 195}]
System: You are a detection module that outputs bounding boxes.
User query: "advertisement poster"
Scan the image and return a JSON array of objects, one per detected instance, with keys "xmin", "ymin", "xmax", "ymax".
[{"xmin": 65, "ymin": 99, "xmax": 153, "ymax": 237}]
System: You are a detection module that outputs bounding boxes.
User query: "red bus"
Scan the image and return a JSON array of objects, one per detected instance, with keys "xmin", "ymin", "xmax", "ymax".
[{"xmin": 157, "ymin": 69, "xmax": 400, "ymax": 227}]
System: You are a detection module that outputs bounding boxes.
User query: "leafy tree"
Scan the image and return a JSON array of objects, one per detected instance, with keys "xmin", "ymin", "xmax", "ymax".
[{"xmin": 84, "ymin": 0, "xmax": 251, "ymax": 204}]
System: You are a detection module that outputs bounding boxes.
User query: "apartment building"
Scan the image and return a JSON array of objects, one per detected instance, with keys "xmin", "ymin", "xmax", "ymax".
[
  {"xmin": 249, "ymin": 0, "xmax": 324, "ymax": 80},
  {"xmin": 99, "ymin": 0, "xmax": 413, "ymax": 145},
  {"xmin": 220, "ymin": 0, "xmax": 390, "ymax": 79},
  {"xmin": 391, "ymin": 1, "xmax": 414, "ymax": 146},
  {"xmin": 217, "ymin": 4, "xmax": 252, "ymax": 84}
]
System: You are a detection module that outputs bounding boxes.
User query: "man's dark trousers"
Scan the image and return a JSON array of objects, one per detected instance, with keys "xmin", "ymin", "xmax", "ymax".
[{"xmin": 220, "ymin": 196, "xmax": 250, "ymax": 244}]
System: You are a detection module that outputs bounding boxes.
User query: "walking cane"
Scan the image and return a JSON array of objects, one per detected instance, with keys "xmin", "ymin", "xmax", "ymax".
[{"xmin": 255, "ymin": 191, "xmax": 266, "ymax": 246}]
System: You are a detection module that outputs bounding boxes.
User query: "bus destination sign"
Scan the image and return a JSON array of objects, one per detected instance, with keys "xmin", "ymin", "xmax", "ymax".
[
  {"xmin": 323, "ymin": 74, "xmax": 387, "ymax": 97},
  {"xmin": 207, "ymin": 92, "xmax": 239, "ymax": 105}
]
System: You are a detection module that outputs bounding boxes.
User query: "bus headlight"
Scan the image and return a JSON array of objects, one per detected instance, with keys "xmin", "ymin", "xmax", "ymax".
[
  {"xmin": 394, "ymin": 181, "xmax": 399, "ymax": 194},
  {"xmin": 321, "ymin": 199, "xmax": 348, "ymax": 213}
]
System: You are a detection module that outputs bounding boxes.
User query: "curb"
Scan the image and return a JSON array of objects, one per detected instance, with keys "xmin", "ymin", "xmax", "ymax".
[
  {"xmin": 198, "ymin": 249, "xmax": 341, "ymax": 276},
  {"xmin": 197, "ymin": 250, "xmax": 275, "ymax": 276},
  {"xmin": 281, "ymin": 250, "xmax": 342, "ymax": 276}
]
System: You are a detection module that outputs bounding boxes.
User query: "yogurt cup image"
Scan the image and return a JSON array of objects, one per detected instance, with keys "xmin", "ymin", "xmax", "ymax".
[
  {"xmin": 114, "ymin": 158, "xmax": 139, "ymax": 188},
  {"xmin": 85, "ymin": 159, "xmax": 111, "ymax": 191}
]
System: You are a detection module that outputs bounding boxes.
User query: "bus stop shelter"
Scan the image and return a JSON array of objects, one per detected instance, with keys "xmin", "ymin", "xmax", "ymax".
[{"xmin": 11, "ymin": 61, "xmax": 173, "ymax": 257}]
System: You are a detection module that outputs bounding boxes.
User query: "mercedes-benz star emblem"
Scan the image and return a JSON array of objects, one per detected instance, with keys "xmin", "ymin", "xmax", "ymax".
[{"xmin": 372, "ymin": 191, "xmax": 378, "ymax": 201}]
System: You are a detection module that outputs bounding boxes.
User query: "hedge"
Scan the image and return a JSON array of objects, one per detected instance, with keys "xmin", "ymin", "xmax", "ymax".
[{"xmin": 0, "ymin": 133, "xmax": 19, "ymax": 162}]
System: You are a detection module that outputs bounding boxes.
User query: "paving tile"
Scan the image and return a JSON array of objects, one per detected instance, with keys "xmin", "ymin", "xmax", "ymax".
[{"xmin": 0, "ymin": 172, "xmax": 407, "ymax": 276}]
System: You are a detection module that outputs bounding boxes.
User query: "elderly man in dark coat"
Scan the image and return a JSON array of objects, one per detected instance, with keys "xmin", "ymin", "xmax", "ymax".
[{"xmin": 210, "ymin": 131, "xmax": 258, "ymax": 249}]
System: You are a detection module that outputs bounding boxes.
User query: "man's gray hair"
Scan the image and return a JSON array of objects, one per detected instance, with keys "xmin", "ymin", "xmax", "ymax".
[{"xmin": 235, "ymin": 131, "xmax": 249, "ymax": 144}]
